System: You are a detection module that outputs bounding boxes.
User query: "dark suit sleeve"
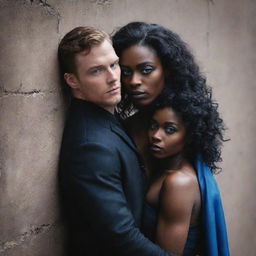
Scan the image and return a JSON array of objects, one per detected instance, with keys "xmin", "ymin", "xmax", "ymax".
[{"xmin": 67, "ymin": 142, "xmax": 173, "ymax": 256}]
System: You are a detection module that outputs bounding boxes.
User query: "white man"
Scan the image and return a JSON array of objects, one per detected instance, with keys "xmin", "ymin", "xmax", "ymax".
[{"xmin": 58, "ymin": 26, "xmax": 173, "ymax": 256}]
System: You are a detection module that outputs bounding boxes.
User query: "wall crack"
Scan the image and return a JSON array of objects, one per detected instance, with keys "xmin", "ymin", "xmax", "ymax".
[
  {"xmin": 23, "ymin": 0, "xmax": 61, "ymax": 32},
  {"xmin": 39, "ymin": 0, "xmax": 61, "ymax": 32},
  {"xmin": 0, "ymin": 88, "xmax": 59, "ymax": 98},
  {"xmin": 92, "ymin": 0, "xmax": 112, "ymax": 6},
  {"xmin": 0, "ymin": 223, "xmax": 52, "ymax": 252}
]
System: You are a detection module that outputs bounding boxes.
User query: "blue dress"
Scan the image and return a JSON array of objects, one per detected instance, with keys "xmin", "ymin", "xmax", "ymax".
[
  {"xmin": 195, "ymin": 155, "xmax": 230, "ymax": 255},
  {"xmin": 143, "ymin": 156, "xmax": 230, "ymax": 255}
]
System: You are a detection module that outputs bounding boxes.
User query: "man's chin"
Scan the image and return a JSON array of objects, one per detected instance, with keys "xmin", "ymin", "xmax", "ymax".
[{"xmin": 112, "ymin": 95, "xmax": 121, "ymax": 105}]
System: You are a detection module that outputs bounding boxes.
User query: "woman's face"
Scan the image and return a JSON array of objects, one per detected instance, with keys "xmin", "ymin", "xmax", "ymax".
[
  {"xmin": 148, "ymin": 107, "xmax": 187, "ymax": 159},
  {"xmin": 119, "ymin": 45, "xmax": 165, "ymax": 107}
]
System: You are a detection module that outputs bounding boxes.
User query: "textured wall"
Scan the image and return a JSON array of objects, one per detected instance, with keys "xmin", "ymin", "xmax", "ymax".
[{"xmin": 0, "ymin": 0, "xmax": 255, "ymax": 255}]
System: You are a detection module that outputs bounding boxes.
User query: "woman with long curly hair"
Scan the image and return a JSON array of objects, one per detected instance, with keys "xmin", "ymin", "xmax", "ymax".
[
  {"xmin": 146, "ymin": 92, "xmax": 228, "ymax": 255},
  {"xmin": 113, "ymin": 21, "xmax": 209, "ymax": 171},
  {"xmin": 113, "ymin": 21, "xmax": 229, "ymax": 255}
]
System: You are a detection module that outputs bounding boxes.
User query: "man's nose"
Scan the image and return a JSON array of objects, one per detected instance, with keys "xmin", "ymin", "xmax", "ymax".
[{"xmin": 107, "ymin": 67, "xmax": 120, "ymax": 84}]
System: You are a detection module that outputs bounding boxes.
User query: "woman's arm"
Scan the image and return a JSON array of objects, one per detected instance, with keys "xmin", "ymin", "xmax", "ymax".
[{"xmin": 156, "ymin": 172, "xmax": 196, "ymax": 255}]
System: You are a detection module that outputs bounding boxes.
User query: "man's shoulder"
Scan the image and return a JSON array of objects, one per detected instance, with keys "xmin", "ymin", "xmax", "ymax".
[
  {"xmin": 63, "ymin": 116, "xmax": 124, "ymax": 150},
  {"xmin": 62, "ymin": 100, "xmax": 135, "ymax": 151}
]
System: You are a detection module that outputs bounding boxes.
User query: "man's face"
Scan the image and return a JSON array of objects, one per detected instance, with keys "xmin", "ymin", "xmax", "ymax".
[{"xmin": 65, "ymin": 39, "xmax": 121, "ymax": 113}]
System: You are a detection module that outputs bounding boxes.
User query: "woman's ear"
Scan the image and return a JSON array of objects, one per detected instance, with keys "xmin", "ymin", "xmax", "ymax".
[{"xmin": 64, "ymin": 73, "xmax": 79, "ymax": 89}]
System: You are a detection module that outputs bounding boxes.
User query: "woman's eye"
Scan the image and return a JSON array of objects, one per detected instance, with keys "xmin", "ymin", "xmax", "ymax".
[
  {"xmin": 141, "ymin": 66, "xmax": 154, "ymax": 75},
  {"xmin": 165, "ymin": 126, "xmax": 176, "ymax": 134},
  {"xmin": 149, "ymin": 121, "xmax": 158, "ymax": 130},
  {"xmin": 121, "ymin": 68, "xmax": 132, "ymax": 76}
]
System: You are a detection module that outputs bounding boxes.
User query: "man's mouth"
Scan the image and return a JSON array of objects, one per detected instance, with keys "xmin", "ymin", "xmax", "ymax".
[{"xmin": 107, "ymin": 87, "xmax": 120, "ymax": 95}]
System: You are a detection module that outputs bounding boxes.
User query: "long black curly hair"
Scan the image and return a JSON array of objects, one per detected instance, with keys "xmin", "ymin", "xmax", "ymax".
[
  {"xmin": 112, "ymin": 21, "xmax": 226, "ymax": 172},
  {"xmin": 153, "ymin": 89, "xmax": 226, "ymax": 173},
  {"xmin": 112, "ymin": 21, "xmax": 207, "ymax": 118}
]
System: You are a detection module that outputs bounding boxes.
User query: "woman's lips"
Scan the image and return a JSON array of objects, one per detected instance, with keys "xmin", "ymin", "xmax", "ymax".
[
  {"xmin": 149, "ymin": 144, "xmax": 162, "ymax": 153},
  {"xmin": 130, "ymin": 91, "xmax": 148, "ymax": 99}
]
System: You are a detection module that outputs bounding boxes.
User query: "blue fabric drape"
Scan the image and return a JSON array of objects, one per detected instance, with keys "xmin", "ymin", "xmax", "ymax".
[{"xmin": 196, "ymin": 156, "xmax": 230, "ymax": 256}]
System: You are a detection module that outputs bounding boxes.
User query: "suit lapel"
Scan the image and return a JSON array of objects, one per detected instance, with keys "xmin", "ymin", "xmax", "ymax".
[
  {"xmin": 76, "ymin": 99, "xmax": 140, "ymax": 154},
  {"xmin": 111, "ymin": 124, "xmax": 140, "ymax": 154}
]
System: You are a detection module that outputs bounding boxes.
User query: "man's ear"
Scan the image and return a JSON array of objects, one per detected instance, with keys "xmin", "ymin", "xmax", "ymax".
[{"xmin": 64, "ymin": 73, "xmax": 79, "ymax": 89}]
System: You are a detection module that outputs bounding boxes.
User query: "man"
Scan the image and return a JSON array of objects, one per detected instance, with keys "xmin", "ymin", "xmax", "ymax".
[{"xmin": 58, "ymin": 26, "xmax": 172, "ymax": 256}]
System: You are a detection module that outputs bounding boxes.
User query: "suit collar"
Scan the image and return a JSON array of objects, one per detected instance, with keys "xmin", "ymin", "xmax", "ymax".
[
  {"xmin": 71, "ymin": 98, "xmax": 119, "ymax": 126},
  {"xmin": 71, "ymin": 98, "xmax": 139, "ymax": 154}
]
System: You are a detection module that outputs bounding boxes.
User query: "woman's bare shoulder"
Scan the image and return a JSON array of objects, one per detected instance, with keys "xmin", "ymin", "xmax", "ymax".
[{"xmin": 162, "ymin": 168, "xmax": 198, "ymax": 194}]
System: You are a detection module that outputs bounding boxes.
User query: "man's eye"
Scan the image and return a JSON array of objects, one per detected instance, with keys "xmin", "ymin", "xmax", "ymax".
[
  {"xmin": 165, "ymin": 126, "xmax": 176, "ymax": 134},
  {"xmin": 111, "ymin": 61, "xmax": 119, "ymax": 69},
  {"xmin": 141, "ymin": 66, "xmax": 154, "ymax": 75},
  {"xmin": 91, "ymin": 68, "xmax": 103, "ymax": 75}
]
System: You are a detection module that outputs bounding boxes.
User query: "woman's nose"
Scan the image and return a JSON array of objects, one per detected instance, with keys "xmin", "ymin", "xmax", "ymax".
[
  {"xmin": 151, "ymin": 129, "xmax": 162, "ymax": 142},
  {"xmin": 129, "ymin": 72, "xmax": 141, "ymax": 88}
]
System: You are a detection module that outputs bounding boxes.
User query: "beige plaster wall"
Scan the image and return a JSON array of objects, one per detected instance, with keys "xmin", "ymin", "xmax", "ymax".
[{"xmin": 0, "ymin": 0, "xmax": 255, "ymax": 255}]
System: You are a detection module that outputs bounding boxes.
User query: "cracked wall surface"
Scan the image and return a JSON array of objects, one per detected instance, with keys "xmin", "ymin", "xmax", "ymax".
[{"xmin": 0, "ymin": 0, "xmax": 256, "ymax": 255}]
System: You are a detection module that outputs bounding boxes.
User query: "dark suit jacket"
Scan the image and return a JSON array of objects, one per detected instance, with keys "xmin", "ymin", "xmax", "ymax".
[{"xmin": 59, "ymin": 98, "xmax": 171, "ymax": 256}]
